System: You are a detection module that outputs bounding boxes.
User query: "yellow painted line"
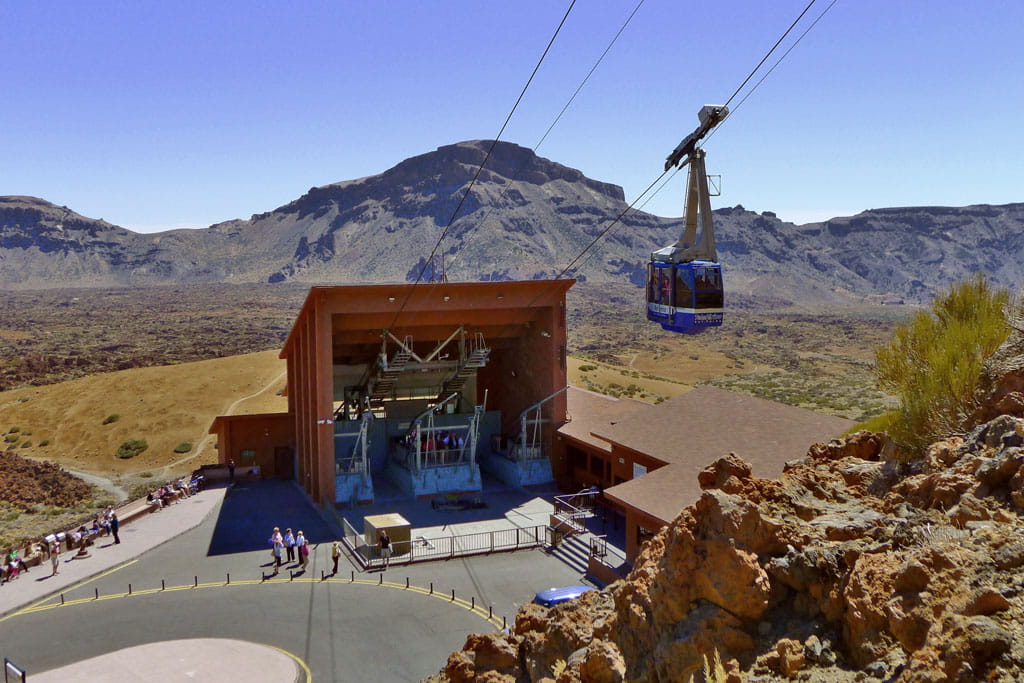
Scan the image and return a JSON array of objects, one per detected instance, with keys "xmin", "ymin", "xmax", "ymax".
[
  {"xmin": 265, "ymin": 644, "xmax": 313, "ymax": 682},
  {"xmin": 0, "ymin": 559, "xmax": 139, "ymax": 622},
  {"xmin": 2, "ymin": 577, "xmax": 504, "ymax": 629}
]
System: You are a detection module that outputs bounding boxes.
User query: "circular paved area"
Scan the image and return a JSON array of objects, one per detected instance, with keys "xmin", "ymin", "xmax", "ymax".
[
  {"xmin": 0, "ymin": 481, "xmax": 583, "ymax": 681},
  {"xmin": 31, "ymin": 638, "xmax": 302, "ymax": 683}
]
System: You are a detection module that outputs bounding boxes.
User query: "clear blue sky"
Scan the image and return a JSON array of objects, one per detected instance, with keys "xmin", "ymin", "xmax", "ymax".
[{"xmin": 2, "ymin": 1, "xmax": 1022, "ymax": 232}]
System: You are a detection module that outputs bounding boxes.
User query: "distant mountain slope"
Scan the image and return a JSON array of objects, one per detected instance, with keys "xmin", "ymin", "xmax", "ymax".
[{"xmin": 2, "ymin": 141, "xmax": 1022, "ymax": 303}]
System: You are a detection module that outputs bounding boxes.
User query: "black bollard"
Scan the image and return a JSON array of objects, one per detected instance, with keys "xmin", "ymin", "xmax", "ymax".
[
  {"xmin": 430, "ymin": 582, "xmax": 433, "ymax": 595},
  {"xmin": 405, "ymin": 577, "xmax": 409, "ymax": 589},
  {"xmin": 451, "ymin": 589, "xmax": 455, "ymax": 602},
  {"xmin": 60, "ymin": 593, "xmax": 65, "ymax": 605},
  {"xmin": 227, "ymin": 573, "xmax": 230, "ymax": 585},
  {"xmin": 162, "ymin": 579, "xmax": 166, "ymax": 591},
  {"xmin": 471, "ymin": 596, "xmax": 475, "ymax": 609},
  {"xmin": 194, "ymin": 575, "xmax": 198, "ymax": 588},
  {"xmin": 94, "ymin": 588, "xmax": 99, "ymax": 600},
  {"xmin": 128, "ymin": 583, "xmax": 132, "ymax": 595}
]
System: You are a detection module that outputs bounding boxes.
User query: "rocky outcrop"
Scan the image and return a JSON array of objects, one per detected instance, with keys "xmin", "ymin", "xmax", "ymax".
[{"xmin": 435, "ymin": 408, "xmax": 1024, "ymax": 679}]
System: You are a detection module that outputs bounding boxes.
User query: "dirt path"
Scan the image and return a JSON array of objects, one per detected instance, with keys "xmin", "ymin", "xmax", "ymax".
[
  {"xmin": 63, "ymin": 466, "xmax": 129, "ymax": 502},
  {"xmin": 156, "ymin": 369, "xmax": 288, "ymax": 478}
]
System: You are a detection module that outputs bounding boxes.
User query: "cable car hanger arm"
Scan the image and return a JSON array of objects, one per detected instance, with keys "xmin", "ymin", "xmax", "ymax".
[{"xmin": 664, "ymin": 104, "xmax": 729, "ymax": 171}]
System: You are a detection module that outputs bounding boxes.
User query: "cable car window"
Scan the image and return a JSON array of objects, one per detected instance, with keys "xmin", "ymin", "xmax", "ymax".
[
  {"xmin": 647, "ymin": 264, "xmax": 658, "ymax": 303},
  {"xmin": 694, "ymin": 267, "xmax": 721, "ymax": 290},
  {"xmin": 674, "ymin": 268, "xmax": 693, "ymax": 308},
  {"xmin": 651, "ymin": 266, "xmax": 675, "ymax": 305}
]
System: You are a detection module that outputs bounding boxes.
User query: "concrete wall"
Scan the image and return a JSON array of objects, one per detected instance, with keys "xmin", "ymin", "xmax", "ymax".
[{"xmin": 212, "ymin": 413, "xmax": 294, "ymax": 479}]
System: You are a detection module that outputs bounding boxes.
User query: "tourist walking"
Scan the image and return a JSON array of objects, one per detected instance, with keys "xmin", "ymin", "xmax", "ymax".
[
  {"xmin": 228, "ymin": 459, "xmax": 236, "ymax": 484},
  {"xmin": 296, "ymin": 530, "xmax": 309, "ymax": 569},
  {"xmin": 378, "ymin": 530, "xmax": 392, "ymax": 569},
  {"xmin": 284, "ymin": 528, "xmax": 296, "ymax": 563},
  {"xmin": 49, "ymin": 540, "xmax": 60, "ymax": 576},
  {"xmin": 110, "ymin": 512, "xmax": 120, "ymax": 544},
  {"xmin": 331, "ymin": 540, "xmax": 341, "ymax": 575},
  {"xmin": 270, "ymin": 527, "xmax": 284, "ymax": 574}
]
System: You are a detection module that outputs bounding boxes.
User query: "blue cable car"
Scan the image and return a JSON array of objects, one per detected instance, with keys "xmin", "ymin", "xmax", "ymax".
[
  {"xmin": 646, "ymin": 260, "xmax": 723, "ymax": 333},
  {"xmin": 647, "ymin": 104, "xmax": 729, "ymax": 334}
]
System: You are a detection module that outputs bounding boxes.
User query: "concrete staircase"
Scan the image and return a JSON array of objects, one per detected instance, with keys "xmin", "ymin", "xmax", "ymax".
[{"xmin": 548, "ymin": 531, "xmax": 593, "ymax": 576}]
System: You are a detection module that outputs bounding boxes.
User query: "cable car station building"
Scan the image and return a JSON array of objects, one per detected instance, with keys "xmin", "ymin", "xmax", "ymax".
[
  {"xmin": 210, "ymin": 280, "xmax": 573, "ymax": 506},
  {"xmin": 557, "ymin": 386, "xmax": 854, "ymax": 562}
]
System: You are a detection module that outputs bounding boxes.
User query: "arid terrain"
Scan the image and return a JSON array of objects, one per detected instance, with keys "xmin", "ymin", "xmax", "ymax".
[{"xmin": 0, "ymin": 281, "xmax": 905, "ymax": 549}]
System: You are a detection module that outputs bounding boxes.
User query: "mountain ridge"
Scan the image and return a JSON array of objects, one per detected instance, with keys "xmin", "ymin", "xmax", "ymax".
[{"xmin": 2, "ymin": 140, "xmax": 1022, "ymax": 303}]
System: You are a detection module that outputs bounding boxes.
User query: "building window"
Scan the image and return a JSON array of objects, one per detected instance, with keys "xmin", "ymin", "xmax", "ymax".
[
  {"xmin": 240, "ymin": 449, "xmax": 256, "ymax": 460},
  {"xmin": 589, "ymin": 455, "xmax": 604, "ymax": 476}
]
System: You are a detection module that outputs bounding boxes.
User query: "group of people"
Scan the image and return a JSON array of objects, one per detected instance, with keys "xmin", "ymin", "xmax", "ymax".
[
  {"xmin": 268, "ymin": 526, "xmax": 310, "ymax": 574},
  {"xmin": 400, "ymin": 430, "xmax": 466, "ymax": 463},
  {"xmin": 266, "ymin": 527, "xmax": 346, "ymax": 576},
  {"xmin": 1, "ymin": 547, "xmax": 31, "ymax": 583},
  {"xmin": 1, "ymin": 505, "xmax": 122, "ymax": 584},
  {"xmin": 146, "ymin": 476, "xmax": 200, "ymax": 511}
]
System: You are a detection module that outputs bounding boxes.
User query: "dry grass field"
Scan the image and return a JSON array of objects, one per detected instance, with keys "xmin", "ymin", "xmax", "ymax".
[{"xmin": 0, "ymin": 350, "xmax": 287, "ymax": 479}]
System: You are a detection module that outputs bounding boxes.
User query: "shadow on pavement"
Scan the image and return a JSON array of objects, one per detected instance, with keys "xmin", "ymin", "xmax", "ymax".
[{"xmin": 206, "ymin": 479, "xmax": 334, "ymax": 556}]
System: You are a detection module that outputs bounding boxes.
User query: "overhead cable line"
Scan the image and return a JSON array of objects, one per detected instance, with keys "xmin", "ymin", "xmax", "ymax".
[
  {"xmin": 526, "ymin": 0, "xmax": 831, "ymax": 306},
  {"xmin": 722, "ymin": 0, "xmax": 818, "ymax": 108},
  {"xmin": 444, "ymin": 0, "xmax": 647, "ymax": 280},
  {"xmin": 385, "ymin": 0, "xmax": 578, "ymax": 331},
  {"xmin": 705, "ymin": 0, "xmax": 840, "ymax": 147},
  {"xmin": 523, "ymin": 170, "xmax": 670, "ymax": 309}
]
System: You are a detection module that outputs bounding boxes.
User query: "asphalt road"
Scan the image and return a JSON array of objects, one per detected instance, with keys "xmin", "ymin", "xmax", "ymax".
[{"xmin": 0, "ymin": 480, "xmax": 583, "ymax": 681}]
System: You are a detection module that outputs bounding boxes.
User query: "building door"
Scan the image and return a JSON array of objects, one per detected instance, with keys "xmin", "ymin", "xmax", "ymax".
[{"xmin": 274, "ymin": 447, "xmax": 294, "ymax": 480}]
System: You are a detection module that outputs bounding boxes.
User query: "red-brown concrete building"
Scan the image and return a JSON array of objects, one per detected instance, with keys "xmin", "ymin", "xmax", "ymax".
[{"xmin": 210, "ymin": 280, "xmax": 573, "ymax": 505}]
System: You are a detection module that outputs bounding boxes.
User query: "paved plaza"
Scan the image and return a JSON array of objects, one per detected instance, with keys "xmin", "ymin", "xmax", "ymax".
[{"xmin": 0, "ymin": 479, "xmax": 589, "ymax": 681}]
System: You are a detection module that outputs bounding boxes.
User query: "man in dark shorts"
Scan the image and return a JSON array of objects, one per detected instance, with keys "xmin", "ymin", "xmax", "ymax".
[{"xmin": 378, "ymin": 530, "xmax": 392, "ymax": 569}]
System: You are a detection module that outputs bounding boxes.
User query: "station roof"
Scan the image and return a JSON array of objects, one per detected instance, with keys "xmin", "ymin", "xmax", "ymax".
[
  {"xmin": 599, "ymin": 386, "xmax": 855, "ymax": 524},
  {"xmin": 559, "ymin": 386, "xmax": 651, "ymax": 453},
  {"xmin": 281, "ymin": 280, "xmax": 574, "ymax": 361}
]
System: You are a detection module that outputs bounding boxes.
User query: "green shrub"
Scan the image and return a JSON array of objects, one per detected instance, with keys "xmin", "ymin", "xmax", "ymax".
[
  {"xmin": 38, "ymin": 439, "xmax": 50, "ymax": 447},
  {"xmin": 173, "ymin": 442, "xmax": 192, "ymax": 454},
  {"xmin": 3, "ymin": 434, "xmax": 18, "ymax": 443},
  {"xmin": 20, "ymin": 441, "xmax": 31, "ymax": 448},
  {"xmin": 578, "ymin": 364, "xmax": 597, "ymax": 372},
  {"xmin": 872, "ymin": 274, "xmax": 1010, "ymax": 453},
  {"xmin": 103, "ymin": 414, "xmax": 120, "ymax": 425},
  {"xmin": 7, "ymin": 426, "xmax": 19, "ymax": 434},
  {"xmin": 116, "ymin": 439, "xmax": 149, "ymax": 459}
]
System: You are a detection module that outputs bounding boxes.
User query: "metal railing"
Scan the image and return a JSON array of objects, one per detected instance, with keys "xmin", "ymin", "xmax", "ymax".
[{"xmin": 342, "ymin": 524, "xmax": 546, "ymax": 570}]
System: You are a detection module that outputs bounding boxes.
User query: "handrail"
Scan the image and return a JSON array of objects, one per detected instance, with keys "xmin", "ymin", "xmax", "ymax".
[{"xmin": 338, "ymin": 523, "xmax": 546, "ymax": 570}]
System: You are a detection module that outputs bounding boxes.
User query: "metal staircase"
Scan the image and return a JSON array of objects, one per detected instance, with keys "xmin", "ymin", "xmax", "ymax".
[
  {"xmin": 435, "ymin": 333, "xmax": 489, "ymax": 404},
  {"xmin": 368, "ymin": 335, "xmax": 414, "ymax": 408}
]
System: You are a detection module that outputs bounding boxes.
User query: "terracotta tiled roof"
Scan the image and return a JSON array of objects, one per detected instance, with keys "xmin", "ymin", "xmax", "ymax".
[
  {"xmin": 558, "ymin": 386, "xmax": 652, "ymax": 452},
  {"xmin": 599, "ymin": 386, "xmax": 855, "ymax": 524}
]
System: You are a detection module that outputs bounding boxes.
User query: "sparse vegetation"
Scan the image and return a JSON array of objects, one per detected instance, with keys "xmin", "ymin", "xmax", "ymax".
[
  {"xmin": 116, "ymin": 439, "xmax": 149, "ymax": 459},
  {"xmin": 173, "ymin": 441, "xmax": 192, "ymax": 453},
  {"xmin": 103, "ymin": 413, "xmax": 120, "ymax": 425},
  {"xmin": 38, "ymin": 439, "xmax": 50, "ymax": 447},
  {"xmin": 868, "ymin": 275, "xmax": 1010, "ymax": 452}
]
